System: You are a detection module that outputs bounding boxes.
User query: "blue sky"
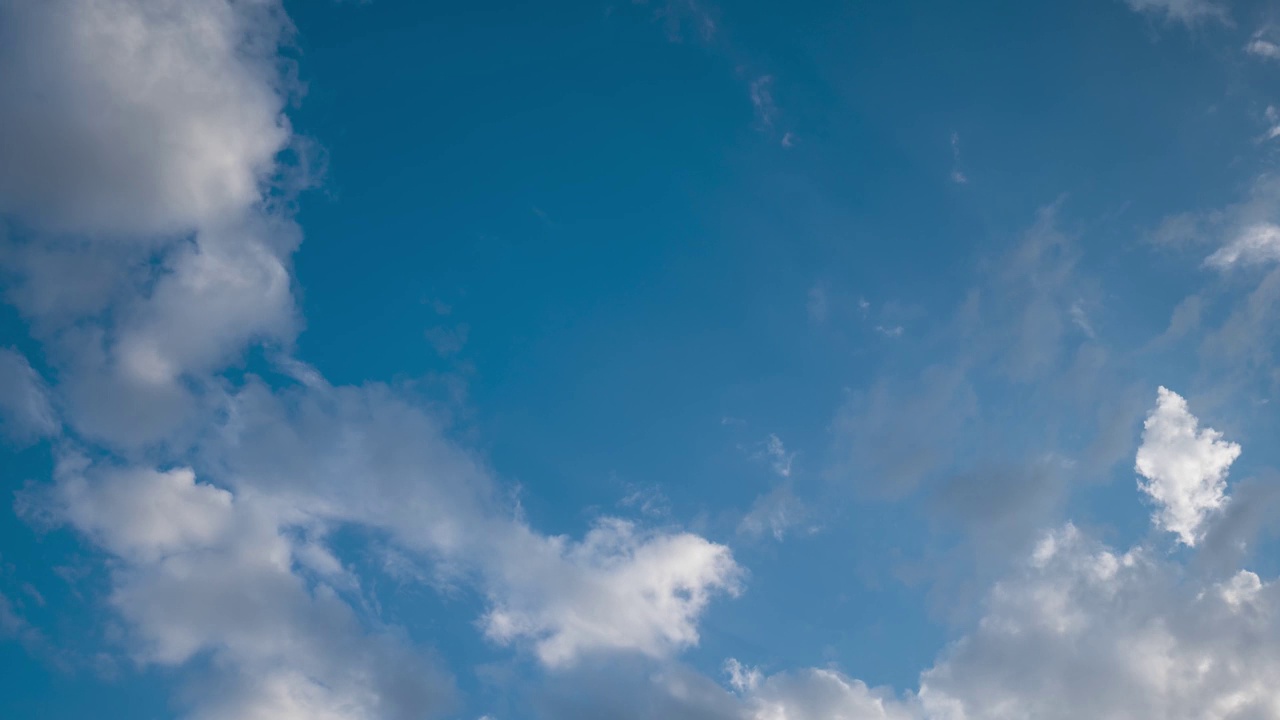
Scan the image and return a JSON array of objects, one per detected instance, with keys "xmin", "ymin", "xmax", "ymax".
[{"xmin": 5, "ymin": 0, "xmax": 1280, "ymax": 718}]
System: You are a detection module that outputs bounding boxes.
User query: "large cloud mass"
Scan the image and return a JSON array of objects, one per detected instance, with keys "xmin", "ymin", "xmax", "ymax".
[{"xmin": 0, "ymin": 1, "xmax": 742, "ymax": 717}]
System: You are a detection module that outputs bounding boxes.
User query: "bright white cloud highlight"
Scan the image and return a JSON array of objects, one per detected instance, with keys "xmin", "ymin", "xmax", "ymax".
[
  {"xmin": 1205, "ymin": 223, "xmax": 1280, "ymax": 268},
  {"xmin": 1247, "ymin": 38, "xmax": 1280, "ymax": 60},
  {"xmin": 1135, "ymin": 387, "xmax": 1240, "ymax": 546},
  {"xmin": 215, "ymin": 379, "xmax": 743, "ymax": 669},
  {"xmin": 483, "ymin": 519, "xmax": 741, "ymax": 667},
  {"xmin": 917, "ymin": 523, "xmax": 1280, "ymax": 720}
]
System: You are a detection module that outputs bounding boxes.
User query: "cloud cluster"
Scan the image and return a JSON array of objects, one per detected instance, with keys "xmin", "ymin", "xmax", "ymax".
[
  {"xmin": 6, "ymin": 2, "xmax": 1280, "ymax": 719},
  {"xmin": 41, "ymin": 455, "xmax": 456, "ymax": 720},
  {"xmin": 0, "ymin": 1, "xmax": 743, "ymax": 717},
  {"xmin": 542, "ymin": 390, "xmax": 1280, "ymax": 720},
  {"xmin": 1135, "ymin": 387, "xmax": 1240, "ymax": 546}
]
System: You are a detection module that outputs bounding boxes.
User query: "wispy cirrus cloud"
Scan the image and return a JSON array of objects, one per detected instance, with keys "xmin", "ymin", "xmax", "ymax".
[{"xmin": 1122, "ymin": 0, "xmax": 1228, "ymax": 25}]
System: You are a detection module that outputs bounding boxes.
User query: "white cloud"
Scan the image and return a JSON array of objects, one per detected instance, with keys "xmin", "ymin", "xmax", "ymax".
[
  {"xmin": 917, "ymin": 523, "xmax": 1280, "ymax": 720},
  {"xmin": 1247, "ymin": 38, "xmax": 1280, "ymax": 60},
  {"xmin": 1150, "ymin": 177, "xmax": 1280, "ymax": 269},
  {"xmin": 113, "ymin": 222, "xmax": 299, "ymax": 386},
  {"xmin": 213, "ymin": 379, "xmax": 743, "ymax": 668},
  {"xmin": 724, "ymin": 658, "xmax": 761, "ymax": 693},
  {"xmin": 525, "ymin": 399, "xmax": 1280, "ymax": 718},
  {"xmin": 51, "ymin": 458, "xmax": 234, "ymax": 563},
  {"xmin": 483, "ymin": 519, "xmax": 741, "ymax": 667},
  {"xmin": 747, "ymin": 669, "xmax": 919, "ymax": 720},
  {"xmin": 1135, "ymin": 387, "xmax": 1240, "ymax": 546},
  {"xmin": 0, "ymin": 0, "xmax": 293, "ymax": 237},
  {"xmin": 1205, "ymin": 223, "xmax": 1280, "ymax": 268},
  {"xmin": 584, "ymin": 519, "xmax": 1280, "ymax": 720},
  {"xmin": 0, "ymin": 348, "xmax": 57, "ymax": 443},
  {"xmin": 38, "ymin": 453, "xmax": 457, "ymax": 720},
  {"xmin": 0, "ymin": 0, "xmax": 305, "ymax": 450},
  {"xmin": 0, "ymin": 2, "xmax": 465, "ymax": 717},
  {"xmin": 1122, "ymin": 0, "xmax": 1227, "ymax": 24}
]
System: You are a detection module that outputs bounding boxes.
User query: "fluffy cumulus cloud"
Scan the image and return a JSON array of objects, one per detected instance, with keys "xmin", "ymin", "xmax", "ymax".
[
  {"xmin": 213, "ymin": 378, "xmax": 743, "ymax": 669},
  {"xmin": 571, "ymin": 388, "xmax": 1278, "ymax": 720},
  {"xmin": 0, "ymin": 0, "xmax": 303, "ymax": 451},
  {"xmin": 0, "ymin": 0, "xmax": 742, "ymax": 717},
  {"xmin": 0, "ymin": 0, "xmax": 292, "ymax": 236},
  {"xmin": 914, "ymin": 522, "xmax": 1280, "ymax": 720},
  {"xmin": 1247, "ymin": 32, "xmax": 1280, "ymax": 61},
  {"xmin": 1135, "ymin": 387, "xmax": 1240, "ymax": 546},
  {"xmin": 32, "ymin": 454, "xmax": 457, "ymax": 720},
  {"xmin": 483, "ymin": 519, "xmax": 742, "ymax": 667}
]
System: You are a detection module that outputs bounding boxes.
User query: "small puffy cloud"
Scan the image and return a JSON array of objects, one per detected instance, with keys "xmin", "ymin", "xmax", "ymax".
[
  {"xmin": 1121, "ymin": 0, "xmax": 1227, "ymax": 25},
  {"xmin": 483, "ymin": 519, "xmax": 741, "ymax": 668},
  {"xmin": 0, "ymin": 348, "xmax": 57, "ymax": 443},
  {"xmin": 1135, "ymin": 387, "xmax": 1240, "ymax": 546},
  {"xmin": 1247, "ymin": 36, "xmax": 1280, "ymax": 60}
]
